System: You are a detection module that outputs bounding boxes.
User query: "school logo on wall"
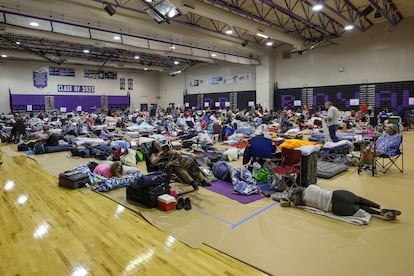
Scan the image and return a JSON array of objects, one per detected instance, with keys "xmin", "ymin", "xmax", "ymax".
[{"xmin": 33, "ymin": 68, "xmax": 48, "ymax": 89}]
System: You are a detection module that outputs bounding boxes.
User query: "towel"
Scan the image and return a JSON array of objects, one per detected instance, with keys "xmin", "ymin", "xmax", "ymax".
[{"xmin": 297, "ymin": 206, "xmax": 371, "ymax": 225}]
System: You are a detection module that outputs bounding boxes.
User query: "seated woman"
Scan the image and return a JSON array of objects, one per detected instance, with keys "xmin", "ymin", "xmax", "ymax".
[
  {"xmin": 150, "ymin": 140, "xmax": 210, "ymax": 189},
  {"xmin": 280, "ymin": 185, "xmax": 401, "ymax": 220},
  {"xmin": 99, "ymin": 126, "xmax": 113, "ymax": 141},
  {"xmin": 375, "ymin": 123, "xmax": 401, "ymax": 156}
]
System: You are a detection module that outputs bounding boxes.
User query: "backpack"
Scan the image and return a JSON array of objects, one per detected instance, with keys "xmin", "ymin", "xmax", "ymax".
[{"xmin": 130, "ymin": 171, "xmax": 167, "ymax": 189}]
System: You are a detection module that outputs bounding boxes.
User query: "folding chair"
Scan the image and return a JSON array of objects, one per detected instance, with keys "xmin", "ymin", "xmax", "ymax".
[
  {"xmin": 243, "ymin": 135, "xmax": 281, "ymax": 166},
  {"xmin": 271, "ymin": 148, "xmax": 302, "ymax": 187},
  {"xmin": 375, "ymin": 134, "xmax": 403, "ymax": 173},
  {"xmin": 141, "ymin": 141, "xmax": 168, "ymax": 173}
]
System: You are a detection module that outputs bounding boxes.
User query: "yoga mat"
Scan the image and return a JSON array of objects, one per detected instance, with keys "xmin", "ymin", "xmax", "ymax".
[{"xmin": 204, "ymin": 180, "xmax": 264, "ymax": 204}]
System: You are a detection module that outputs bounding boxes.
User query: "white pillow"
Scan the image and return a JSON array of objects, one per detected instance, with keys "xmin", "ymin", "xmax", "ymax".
[{"xmin": 296, "ymin": 145, "xmax": 321, "ymax": 156}]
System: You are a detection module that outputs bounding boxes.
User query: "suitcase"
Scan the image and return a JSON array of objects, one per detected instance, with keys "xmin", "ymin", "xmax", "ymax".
[
  {"xmin": 126, "ymin": 183, "xmax": 170, "ymax": 208},
  {"xmin": 58, "ymin": 170, "xmax": 89, "ymax": 189}
]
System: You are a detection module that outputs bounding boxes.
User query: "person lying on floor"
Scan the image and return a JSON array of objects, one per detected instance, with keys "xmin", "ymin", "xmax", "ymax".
[
  {"xmin": 150, "ymin": 140, "xmax": 210, "ymax": 190},
  {"xmin": 278, "ymin": 185, "xmax": 401, "ymax": 221},
  {"xmin": 375, "ymin": 123, "xmax": 401, "ymax": 156},
  {"xmin": 91, "ymin": 161, "xmax": 139, "ymax": 178},
  {"xmin": 45, "ymin": 131, "xmax": 61, "ymax": 147}
]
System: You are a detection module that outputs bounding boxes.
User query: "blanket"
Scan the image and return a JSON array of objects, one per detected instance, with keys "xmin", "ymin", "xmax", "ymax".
[
  {"xmin": 297, "ymin": 206, "xmax": 371, "ymax": 225},
  {"xmin": 73, "ymin": 164, "xmax": 142, "ymax": 192}
]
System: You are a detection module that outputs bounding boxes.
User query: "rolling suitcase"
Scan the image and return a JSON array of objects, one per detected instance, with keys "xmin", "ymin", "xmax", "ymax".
[
  {"xmin": 126, "ymin": 183, "xmax": 170, "ymax": 208},
  {"xmin": 58, "ymin": 170, "xmax": 89, "ymax": 189}
]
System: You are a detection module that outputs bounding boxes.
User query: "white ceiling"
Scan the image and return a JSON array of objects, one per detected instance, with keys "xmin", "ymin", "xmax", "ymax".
[{"xmin": 0, "ymin": 0, "xmax": 413, "ymax": 72}]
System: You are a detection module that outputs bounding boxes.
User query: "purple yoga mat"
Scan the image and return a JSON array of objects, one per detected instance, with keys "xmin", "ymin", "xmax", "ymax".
[{"xmin": 204, "ymin": 180, "xmax": 264, "ymax": 204}]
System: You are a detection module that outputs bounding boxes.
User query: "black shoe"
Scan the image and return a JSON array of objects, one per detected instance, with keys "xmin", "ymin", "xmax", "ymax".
[
  {"xmin": 184, "ymin": 198, "xmax": 192, "ymax": 210},
  {"xmin": 190, "ymin": 181, "xmax": 199, "ymax": 190},
  {"xmin": 176, "ymin": 198, "xmax": 184, "ymax": 210},
  {"xmin": 200, "ymin": 180, "xmax": 211, "ymax": 187}
]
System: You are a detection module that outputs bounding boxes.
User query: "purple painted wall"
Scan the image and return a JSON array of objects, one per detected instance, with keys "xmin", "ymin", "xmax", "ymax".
[{"xmin": 11, "ymin": 94, "xmax": 129, "ymax": 112}]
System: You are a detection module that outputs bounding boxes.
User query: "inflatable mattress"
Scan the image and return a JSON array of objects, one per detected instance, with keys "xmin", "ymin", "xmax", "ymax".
[{"xmin": 317, "ymin": 160, "xmax": 349, "ymax": 179}]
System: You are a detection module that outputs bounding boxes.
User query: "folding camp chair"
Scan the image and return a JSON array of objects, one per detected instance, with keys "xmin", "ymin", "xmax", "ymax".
[
  {"xmin": 243, "ymin": 135, "xmax": 281, "ymax": 166},
  {"xmin": 271, "ymin": 148, "xmax": 302, "ymax": 187},
  {"xmin": 141, "ymin": 141, "xmax": 168, "ymax": 173},
  {"xmin": 375, "ymin": 134, "xmax": 403, "ymax": 173}
]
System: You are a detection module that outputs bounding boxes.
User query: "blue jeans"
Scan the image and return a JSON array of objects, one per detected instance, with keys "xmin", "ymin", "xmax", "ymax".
[{"xmin": 328, "ymin": 125, "xmax": 339, "ymax": 142}]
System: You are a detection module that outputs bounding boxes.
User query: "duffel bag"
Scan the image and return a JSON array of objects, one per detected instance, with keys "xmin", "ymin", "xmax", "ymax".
[
  {"xmin": 130, "ymin": 171, "xmax": 167, "ymax": 189},
  {"xmin": 126, "ymin": 182, "xmax": 170, "ymax": 208}
]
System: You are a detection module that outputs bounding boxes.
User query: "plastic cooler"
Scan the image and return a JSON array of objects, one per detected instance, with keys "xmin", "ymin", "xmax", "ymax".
[{"xmin": 157, "ymin": 194, "xmax": 177, "ymax": 211}]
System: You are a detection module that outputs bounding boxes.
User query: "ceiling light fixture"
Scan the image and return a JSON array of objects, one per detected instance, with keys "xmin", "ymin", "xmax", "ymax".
[
  {"xmin": 30, "ymin": 22, "xmax": 39, "ymax": 27},
  {"xmin": 256, "ymin": 32, "xmax": 269, "ymax": 39},
  {"xmin": 174, "ymin": 61, "xmax": 179, "ymax": 65},
  {"xmin": 144, "ymin": 68, "xmax": 148, "ymax": 70},
  {"xmin": 1, "ymin": 54, "xmax": 7, "ymax": 58},
  {"xmin": 344, "ymin": 24, "xmax": 354, "ymax": 30},
  {"xmin": 170, "ymin": 46, "xmax": 175, "ymax": 49},
  {"xmin": 210, "ymin": 53, "xmax": 217, "ymax": 57},
  {"xmin": 83, "ymin": 49, "xmax": 90, "ymax": 53},
  {"xmin": 113, "ymin": 35, "xmax": 121, "ymax": 40},
  {"xmin": 225, "ymin": 28, "xmax": 233, "ymax": 35},
  {"xmin": 167, "ymin": 9, "xmax": 176, "ymax": 18},
  {"xmin": 312, "ymin": 4, "xmax": 323, "ymax": 11},
  {"xmin": 134, "ymin": 55, "xmax": 140, "ymax": 59},
  {"xmin": 266, "ymin": 40, "xmax": 274, "ymax": 46}
]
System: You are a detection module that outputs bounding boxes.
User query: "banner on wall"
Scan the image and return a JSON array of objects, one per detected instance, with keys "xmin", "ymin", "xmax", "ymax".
[
  {"xmin": 33, "ymin": 68, "xmax": 48, "ymax": 89},
  {"xmin": 84, "ymin": 69, "xmax": 117, "ymax": 79},
  {"xmin": 190, "ymin": 73, "xmax": 252, "ymax": 87},
  {"xmin": 49, "ymin": 67, "xmax": 75, "ymax": 77},
  {"xmin": 237, "ymin": 73, "xmax": 251, "ymax": 82},
  {"xmin": 120, "ymin": 78, "xmax": 125, "ymax": 90},
  {"xmin": 57, "ymin": 84, "xmax": 95, "ymax": 93},
  {"xmin": 190, "ymin": 79, "xmax": 199, "ymax": 87},
  {"xmin": 209, "ymin": 76, "xmax": 223, "ymax": 85},
  {"xmin": 128, "ymin": 78, "xmax": 133, "ymax": 90}
]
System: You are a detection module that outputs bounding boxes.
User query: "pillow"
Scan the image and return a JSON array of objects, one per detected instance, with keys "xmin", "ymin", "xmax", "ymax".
[{"xmin": 297, "ymin": 145, "xmax": 321, "ymax": 156}]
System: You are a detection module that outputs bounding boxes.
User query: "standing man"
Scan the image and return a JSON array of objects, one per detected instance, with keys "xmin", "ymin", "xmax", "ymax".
[{"xmin": 325, "ymin": 101, "xmax": 340, "ymax": 142}]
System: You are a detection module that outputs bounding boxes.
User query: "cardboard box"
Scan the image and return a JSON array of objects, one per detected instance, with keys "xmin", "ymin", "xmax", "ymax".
[{"xmin": 157, "ymin": 194, "xmax": 177, "ymax": 211}]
